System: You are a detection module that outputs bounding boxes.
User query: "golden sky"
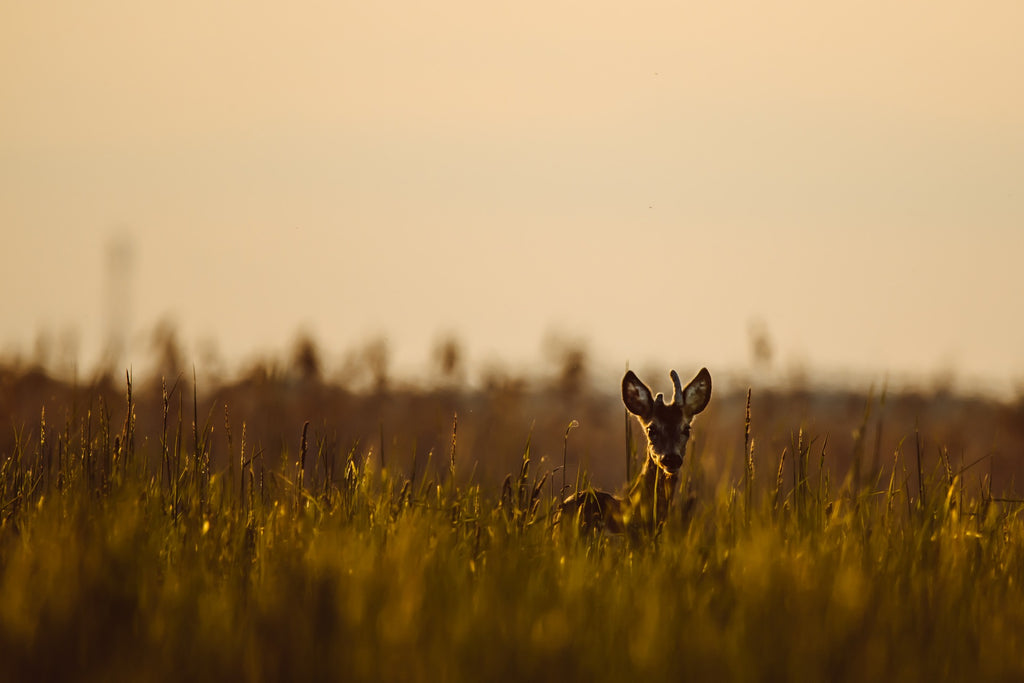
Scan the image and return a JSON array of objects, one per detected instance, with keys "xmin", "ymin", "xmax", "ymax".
[{"xmin": 2, "ymin": 1, "xmax": 1022, "ymax": 392}]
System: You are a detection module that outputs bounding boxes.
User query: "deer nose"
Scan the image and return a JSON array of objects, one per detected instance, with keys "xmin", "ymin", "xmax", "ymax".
[{"xmin": 661, "ymin": 452, "xmax": 683, "ymax": 471}]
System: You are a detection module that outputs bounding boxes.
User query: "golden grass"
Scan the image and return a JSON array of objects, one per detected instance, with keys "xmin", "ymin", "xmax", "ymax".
[{"xmin": 1, "ymin": 363, "xmax": 1023, "ymax": 681}]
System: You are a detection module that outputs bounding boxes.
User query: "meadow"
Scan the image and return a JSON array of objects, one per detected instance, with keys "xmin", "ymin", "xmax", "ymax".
[{"xmin": 2, "ymin": 337, "xmax": 1024, "ymax": 682}]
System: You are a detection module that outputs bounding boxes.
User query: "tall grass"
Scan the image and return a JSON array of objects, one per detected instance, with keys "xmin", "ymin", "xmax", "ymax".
[{"xmin": 1, "ymin": 372, "xmax": 1023, "ymax": 682}]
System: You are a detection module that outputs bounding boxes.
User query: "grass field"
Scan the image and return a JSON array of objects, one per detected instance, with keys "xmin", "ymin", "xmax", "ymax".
[{"xmin": 2, "ymin": 350, "xmax": 1024, "ymax": 682}]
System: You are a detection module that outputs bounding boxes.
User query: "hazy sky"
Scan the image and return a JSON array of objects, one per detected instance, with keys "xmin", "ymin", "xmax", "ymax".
[{"xmin": 2, "ymin": 2, "xmax": 1022, "ymax": 392}]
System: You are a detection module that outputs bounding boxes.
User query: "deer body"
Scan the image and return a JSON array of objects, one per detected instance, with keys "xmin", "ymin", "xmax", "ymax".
[{"xmin": 559, "ymin": 368, "xmax": 711, "ymax": 535}]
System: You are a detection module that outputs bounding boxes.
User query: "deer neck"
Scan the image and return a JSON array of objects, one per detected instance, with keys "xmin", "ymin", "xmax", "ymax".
[{"xmin": 626, "ymin": 454, "xmax": 680, "ymax": 530}]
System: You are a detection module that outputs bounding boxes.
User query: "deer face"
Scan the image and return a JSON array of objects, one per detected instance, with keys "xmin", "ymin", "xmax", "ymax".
[{"xmin": 622, "ymin": 368, "xmax": 712, "ymax": 475}]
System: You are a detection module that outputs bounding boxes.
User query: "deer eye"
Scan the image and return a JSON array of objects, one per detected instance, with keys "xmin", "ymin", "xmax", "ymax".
[{"xmin": 682, "ymin": 424, "xmax": 691, "ymax": 437}]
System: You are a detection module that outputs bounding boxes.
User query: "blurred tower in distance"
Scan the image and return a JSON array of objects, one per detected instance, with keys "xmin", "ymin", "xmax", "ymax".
[{"xmin": 101, "ymin": 233, "xmax": 135, "ymax": 374}]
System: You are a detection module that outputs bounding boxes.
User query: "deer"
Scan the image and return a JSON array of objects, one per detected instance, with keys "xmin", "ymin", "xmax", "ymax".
[{"xmin": 557, "ymin": 367, "xmax": 712, "ymax": 536}]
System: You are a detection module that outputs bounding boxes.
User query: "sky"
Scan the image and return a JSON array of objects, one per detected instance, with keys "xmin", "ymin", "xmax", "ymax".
[{"xmin": 1, "ymin": 1, "xmax": 1022, "ymax": 394}]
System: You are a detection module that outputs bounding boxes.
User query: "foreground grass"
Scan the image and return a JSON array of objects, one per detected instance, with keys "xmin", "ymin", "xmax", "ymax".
[{"xmin": 1, "ymin": 383, "xmax": 1024, "ymax": 681}]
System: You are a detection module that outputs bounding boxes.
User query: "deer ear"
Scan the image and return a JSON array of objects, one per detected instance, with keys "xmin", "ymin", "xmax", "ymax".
[
  {"xmin": 682, "ymin": 368, "xmax": 712, "ymax": 415},
  {"xmin": 622, "ymin": 371, "xmax": 654, "ymax": 420}
]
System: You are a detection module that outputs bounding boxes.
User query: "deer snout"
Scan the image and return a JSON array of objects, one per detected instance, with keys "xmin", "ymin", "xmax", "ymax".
[{"xmin": 658, "ymin": 451, "xmax": 683, "ymax": 473}]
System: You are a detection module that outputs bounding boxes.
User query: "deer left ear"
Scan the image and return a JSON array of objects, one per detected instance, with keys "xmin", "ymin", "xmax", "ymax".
[
  {"xmin": 622, "ymin": 371, "xmax": 654, "ymax": 420},
  {"xmin": 682, "ymin": 368, "xmax": 712, "ymax": 415}
]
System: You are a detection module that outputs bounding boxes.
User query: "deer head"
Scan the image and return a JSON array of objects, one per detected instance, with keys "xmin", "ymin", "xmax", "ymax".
[{"xmin": 622, "ymin": 368, "xmax": 712, "ymax": 475}]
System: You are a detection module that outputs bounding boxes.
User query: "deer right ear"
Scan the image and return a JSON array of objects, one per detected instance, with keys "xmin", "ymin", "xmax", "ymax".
[
  {"xmin": 622, "ymin": 371, "xmax": 654, "ymax": 420},
  {"xmin": 681, "ymin": 367, "xmax": 712, "ymax": 416}
]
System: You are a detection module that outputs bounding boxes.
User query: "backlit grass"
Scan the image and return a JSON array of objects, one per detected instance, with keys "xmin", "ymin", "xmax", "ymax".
[{"xmin": 1, "ymin": 371, "xmax": 1023, "ymax": 682}]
